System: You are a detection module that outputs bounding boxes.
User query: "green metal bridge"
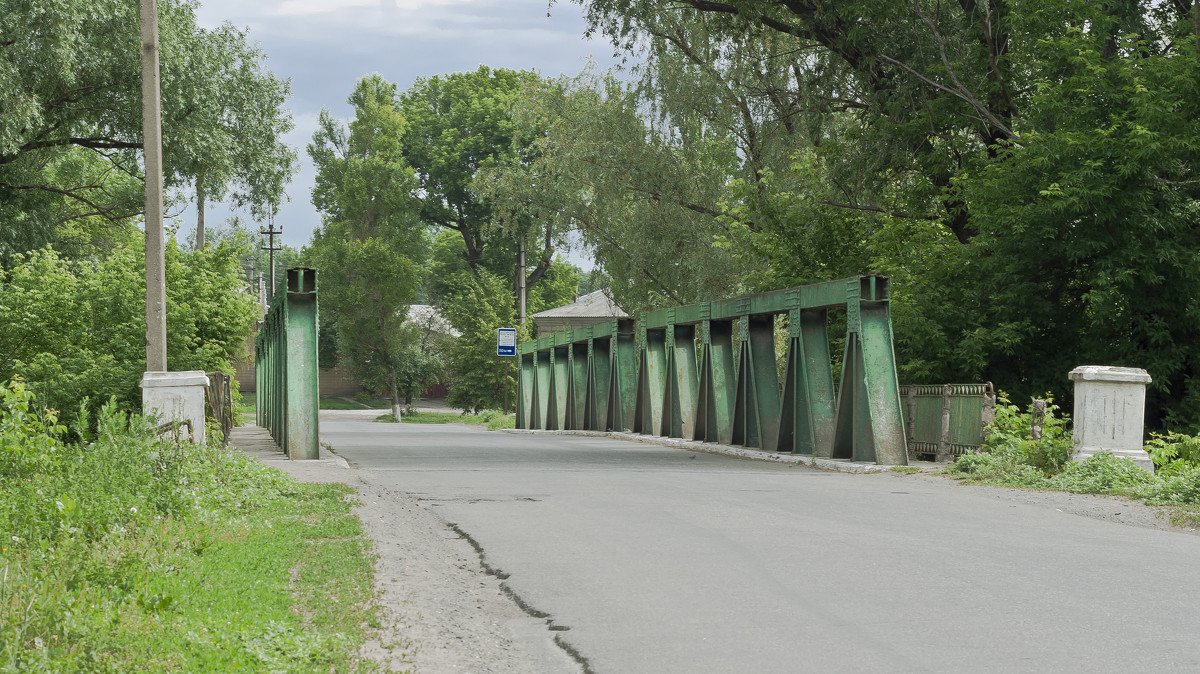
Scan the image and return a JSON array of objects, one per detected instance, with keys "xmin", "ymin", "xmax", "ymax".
[
  {"xmin": 516, "ymin": 275, "xmax": 910, "ymax": 464},
  {"xmin": 255, "ymin": 267, "xmax": 319, "ymax": 460}
]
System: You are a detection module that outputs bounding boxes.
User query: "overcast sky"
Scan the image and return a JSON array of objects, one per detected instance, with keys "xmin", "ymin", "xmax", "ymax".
[{"xmin": 183, "ymin": 0, "xmax": 623, "ymax": 259}]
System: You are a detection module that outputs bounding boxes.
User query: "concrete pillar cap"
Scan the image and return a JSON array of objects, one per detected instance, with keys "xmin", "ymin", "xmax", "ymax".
[
  {"xmin": 140, "ymin": 370, "xmax": 210, "ymax": 388},
  {"xmin": 1068, "ymin": 365, "xmax": 1151, "ymax": 384}
]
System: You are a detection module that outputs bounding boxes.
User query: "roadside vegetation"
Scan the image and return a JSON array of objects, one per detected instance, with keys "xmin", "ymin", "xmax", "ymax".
[
  {"xmin": 0, "ymin": 379, "xmax": 379, "ymax": 671},
  {"xmin": 375, "ymin": 409, "xmax": 514, "ymax": 431},
  {"xmin": 319, "ymin": 394, "xmax": 391, "ymax": 411},
  {"xmin": 947, "ymin": 394, "xmax": 1200, "ymax": 521}
]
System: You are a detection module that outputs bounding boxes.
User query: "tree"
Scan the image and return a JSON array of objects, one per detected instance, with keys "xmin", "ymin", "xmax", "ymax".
[
  {"xmin": 475, "ymin": 70, "xmax": 748, "ymax": 313},
  {"xmin": 563, "ymin": 0, "xmax": 1200, "ymax": 428},
  {"xmin": 308, "ymin": 75, "xmax": 429, "ymax": 419},
  {"xmin": 398, "ymin": 67, "xmax": 566, "ymax": 316},
  {"xmin": 0, "ymin": 0, "xmax": 296, "ymax": 260},
  {"xmin": 442, "ymin": 269, "xmax": 523, "ymax": 413},
  {"xmin": 0, "ymin": 233, "xmax": 259, "ymax": 431}
]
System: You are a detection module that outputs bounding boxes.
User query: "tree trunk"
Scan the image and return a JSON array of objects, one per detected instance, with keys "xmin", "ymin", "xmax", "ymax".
[
  {"xmin": 196, "ymin": 182, "xmax": 206, "ymax": 250},
  {"xmin": 1195, "ymin": 0, "xmax": 1200, "ymax": 56},
  {"xmin": 389, "ymin": 378, "xmax": 402, "ymax": 420}
]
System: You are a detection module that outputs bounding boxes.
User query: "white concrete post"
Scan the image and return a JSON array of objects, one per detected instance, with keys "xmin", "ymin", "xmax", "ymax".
[
  {"xmin": 1068, "ymin": 365, "xmax": 1153, "ymax": 472},
  {"xmin": 140, "ymin": 371, "xmax": 210, "ymax": 445}
]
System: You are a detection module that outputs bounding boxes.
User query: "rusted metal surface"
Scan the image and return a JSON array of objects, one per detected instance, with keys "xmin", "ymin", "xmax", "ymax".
[
  {"xmin": 899, "ymin": 382, "xmax": 995, "ymax": 459},
  {"xmin": 515, "ymin": 276, "xmax": 910, "ymax": 465},
  {"xmin": 205, "ymin": 371, "xmax": 233, "ymax": 445}
]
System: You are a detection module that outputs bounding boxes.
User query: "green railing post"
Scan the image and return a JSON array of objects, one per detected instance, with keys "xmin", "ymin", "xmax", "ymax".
[{"xmin": 254, "ymin": 267, "xmax": 319, "ymax": 460}]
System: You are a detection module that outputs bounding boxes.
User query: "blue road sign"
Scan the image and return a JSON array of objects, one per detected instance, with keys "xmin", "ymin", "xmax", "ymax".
[{"xmin": 497, "ymin": 328, "xmax": 517, "ymax": 356}]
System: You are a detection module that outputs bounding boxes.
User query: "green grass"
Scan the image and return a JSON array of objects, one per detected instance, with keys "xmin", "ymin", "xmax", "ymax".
[
  {"xmin": 2, "ymin": 477, "xmax": 380, "ymax": 672},
  {"xmin": 318, "ymin": 396, "xmax": 391, "ymax": 410},
  {"xmin": 395, "ymin": 410, "xmax": 516, "ymax": 431},
  {"xmin": 890, "ymin": 466, "xmax": 921, "ymax": 475},
  {"xmin": 0, "ymin": 379, "xmax": 382, "ymax": 672}
]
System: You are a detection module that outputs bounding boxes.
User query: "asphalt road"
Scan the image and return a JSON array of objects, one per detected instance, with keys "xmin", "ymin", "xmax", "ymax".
[{"xmin": 322, "ymin": 417, "xmax": 1200, "ymax": 674}]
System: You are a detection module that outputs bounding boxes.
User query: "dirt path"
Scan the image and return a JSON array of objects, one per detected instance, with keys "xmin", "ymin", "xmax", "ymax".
[{"xmin": 232, "ymin": 421, "xmax": 579, "ymax": 674}]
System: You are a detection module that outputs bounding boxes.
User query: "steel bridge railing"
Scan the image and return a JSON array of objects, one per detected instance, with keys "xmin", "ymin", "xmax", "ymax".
[
  {"xmin": 255, "ymin": 267, "xmax": 320, "ymax": 460},
  {"xmin": 516, "ymin": 275, "xmax": 910, "ymax": 465}
]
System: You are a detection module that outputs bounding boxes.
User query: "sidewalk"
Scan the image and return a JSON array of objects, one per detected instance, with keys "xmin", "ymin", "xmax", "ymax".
[{"xmin": 228, "ymin": 419, "xmax": 349, "ymax": 482}]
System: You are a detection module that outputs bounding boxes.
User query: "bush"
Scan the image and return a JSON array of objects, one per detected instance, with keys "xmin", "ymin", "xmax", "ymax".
[
  {"xmin": 1144, "ymin": 432, "xmax": 1200, "ymax": 476},
  {"xmin": 1142, "ymin": 467, "xmax": 1200, "ymax": 505},
  {"xmin": 1048, "ymin": 452, "xmax": 1156, "ymax": 495},
  {"xmin": 950, "ymin": 393, "xmax": 1071, "ymax": 480},
  {"xmin": 0, "ymin": 242, "xmax": 257, "ymax": 434}
]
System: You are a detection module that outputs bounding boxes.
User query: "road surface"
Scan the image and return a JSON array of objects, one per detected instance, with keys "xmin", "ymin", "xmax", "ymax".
[{"xmin": 310, "ymin": 412, "xmax": 1200, "ymax": 673}]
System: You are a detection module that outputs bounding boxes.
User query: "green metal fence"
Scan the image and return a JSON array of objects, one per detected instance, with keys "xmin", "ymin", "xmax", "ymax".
[
  {"xmin": 901, "ymin": 383, "xmax": 996, "ymax": 461},
  {"xmin": 255, "ymin": 267, "xmax": 319, "ymax": 460},
  {"xmin": 516, "ymin": 275, "xmax": 909, "ymax": 465}
]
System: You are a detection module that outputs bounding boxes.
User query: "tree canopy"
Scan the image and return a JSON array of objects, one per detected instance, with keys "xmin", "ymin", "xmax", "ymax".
[
  {"xmin": 308, "ymin": 75, "xmax": 430, "ymax": 417},
  {"xmin": 520, "ymin": 0, "xmax": 1200, "ymax": 428},
  {"xmin": 0, "ymin": 0, "xmax": 296, "ymax": 259}
]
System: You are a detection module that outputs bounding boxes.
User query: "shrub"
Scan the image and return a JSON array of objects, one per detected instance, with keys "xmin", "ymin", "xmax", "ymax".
[
  {"xmin": 1142, "ymin": 467, "xmax": 1200, "ymax": 505},
  {"xmin": 1047, "ymin": 452, "xmax": 1156, "ymax": 495},
  {"xmin": 950, "ymin": 393, "xmax": 1071, "ymax": 480},
  {"xmin": 1144, "ymin": 432, "xmax": 1200, "ymax": 476}
]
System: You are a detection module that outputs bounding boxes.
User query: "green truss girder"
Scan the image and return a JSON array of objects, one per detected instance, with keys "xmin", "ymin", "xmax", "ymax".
[
  {"xmin": 254, "ymin": 267, "xmax": 320, "ymax": 460},
  {"xmin": 514, "ymin": 276, "xmax": 907, "ymax": 465}
]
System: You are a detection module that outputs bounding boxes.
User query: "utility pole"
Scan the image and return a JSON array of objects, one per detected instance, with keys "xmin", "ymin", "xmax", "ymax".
[
  {"xmin": 261, "ymin": 214, "xmax": 282, "ymax": 296},
  {"xmin": 141, "ymin": 0, "xmax": 167, "ymax": 372},
  {"xmin": 517, "ymin": 238, "xmax": 527, "ymax": 325}
]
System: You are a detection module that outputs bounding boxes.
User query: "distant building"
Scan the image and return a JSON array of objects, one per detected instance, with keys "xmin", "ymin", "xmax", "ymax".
[{"xmin": 530, "ymin": 289, "xmax": 628, "ymax": 338}]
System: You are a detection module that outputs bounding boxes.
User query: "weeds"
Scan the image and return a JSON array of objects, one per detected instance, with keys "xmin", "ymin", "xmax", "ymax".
[
  {"xmin": 0, "ymin": 379, "xmax": 379, "ymax": 671},
  {"xmin": 946, "ymin": 392, "xmax": 1200, "ymax": 515}
]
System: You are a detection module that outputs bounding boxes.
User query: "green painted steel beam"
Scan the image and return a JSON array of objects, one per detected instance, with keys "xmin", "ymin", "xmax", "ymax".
[
  {"xmin": 670, "ymin": 324, "xmax": 699, "ymax": 438},
  {"xmin": 254, "ymin": 267, "xmax": 320, "ymax": 460},
  {"xmin": 513, "ymin": 277, "xmax": 906, "ymax": 465},
  {"xmin": 609, "ymin": 332, "xmax": 637, "ymax": 432}
]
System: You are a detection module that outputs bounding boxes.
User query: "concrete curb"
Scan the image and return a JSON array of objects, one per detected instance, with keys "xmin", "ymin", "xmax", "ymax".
[{"xmin": 502, "ymin": 429, "xmax": 936, "ymax": 474}]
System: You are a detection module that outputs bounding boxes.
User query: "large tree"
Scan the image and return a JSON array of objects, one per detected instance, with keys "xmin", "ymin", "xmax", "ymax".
[
  {"xmin": 308, "ymin": 75, "xmax": 429, "ymax": 419},
  {"xmin": 555, "ymin": 0, "xmax": 1200, "ymax": 428},
  {"xmin": 397, "ymin": 66, "xmax": 565, "ymax": 316},
  {"xmin": 0, "ymin": 0, "xmax": 296, "ymax": 259}
]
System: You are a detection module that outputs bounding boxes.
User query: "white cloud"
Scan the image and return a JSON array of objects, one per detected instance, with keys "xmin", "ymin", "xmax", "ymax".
[{"xmin": 272, "ymin": 0, "xmax": 467, "ymax": 17}]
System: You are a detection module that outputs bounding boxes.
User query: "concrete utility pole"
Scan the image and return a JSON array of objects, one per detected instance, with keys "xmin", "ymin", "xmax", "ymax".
[
  {"xmin": 517, "ymin": 238, "xmax": 527, "ymax": 325},
  {"xmin": 141, "ymin": 0, "xmax": 167, "ymax": 372}
]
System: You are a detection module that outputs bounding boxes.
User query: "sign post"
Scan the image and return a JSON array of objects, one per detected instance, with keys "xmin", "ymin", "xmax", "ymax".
[{"xmin": 498, "ymin": 328, "xmax": 517, "ymax": 412}]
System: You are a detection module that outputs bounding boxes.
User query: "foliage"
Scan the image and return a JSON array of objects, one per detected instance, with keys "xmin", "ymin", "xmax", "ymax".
[
  {"xmin": 307, "ymin": 75, "xmax": 430, "ymax": 415},
  {"xmin": 1142, "ymin": 467, "xmax": 1200, "ymax": 506},
  {"xmin": 0, "ymin": 0, "xmax": 295, "ymax": 259},
  {"xmin": 442, "ymin": 270, "xmax": 524, "ymax": 413},
  {"xmin": 557, "ymin": 0, "xmax": 1200, "ymax": 427},
  {"xmin": 0, "ymin": 238, "xmax": 258, "ymax": 430},
  {"xmin": 973, "ymin": 394, "xmax": 1074, "ymax": 475},
  {"xmin": 948, "ymin": 391, "xmax": 1200, "ymax": 509},
  {"xmin": 1046, "ymin": 452, "xmax": 1157, "ymax": 495},
  {"xmin": 0, "ymin": 381, "xmax": 376, "ymax": 670},
  {"xmin": 389, "ymin": 409, "xmax": 515, "ymax": 430},
  {"xmin": 478, "ymin": 69, "xmax": 747, "ymax": 312},
  {"xmin": 1144, "ymin": 432, "xmax": 1200, "ymax": 476}
]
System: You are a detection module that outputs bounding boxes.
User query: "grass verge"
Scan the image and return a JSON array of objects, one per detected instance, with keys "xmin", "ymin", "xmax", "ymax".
[
  {"xmin": 387, "ymin": 410, "xmax": 515, "ymax": 431},
  {"xmin": 1, "ymin": 380, "xmax": 381, "ymax": 672},
  {"xmin": 319, "ymin": 397, "xmax": 391, "ymax": 411}
]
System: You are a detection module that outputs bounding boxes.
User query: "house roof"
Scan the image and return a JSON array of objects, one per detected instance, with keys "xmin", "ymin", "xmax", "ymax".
[{"xmin": 531, "ymin": 289, "xmax": 628, "ymax": 320}]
